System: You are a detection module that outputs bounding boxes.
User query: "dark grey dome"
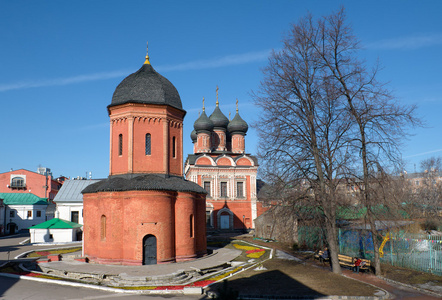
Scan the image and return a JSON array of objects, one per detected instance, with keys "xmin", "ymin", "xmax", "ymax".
[
  {"xmin": 109, "ymin": 63, "xmax": 183, "ymax": 111},
  {"xmin": 228, "ymin": 111, "xmax": 248, "ymax": 135},
  {"xmin": 209, "ymin": 105, "xmax": 229, "ymax": 130},
  {"xmin": 82, "ymin": 174, "xmax": 206, "ymax": 194},
  {"xmin": 190, "ymin": 129, "xmax": 197, "ymax": 142},
  {"xmin": 193, "ymin": 110, "xmax": 214, "ymax": 133}
]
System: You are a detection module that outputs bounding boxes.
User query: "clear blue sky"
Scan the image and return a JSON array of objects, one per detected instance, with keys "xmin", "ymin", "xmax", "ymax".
[{"xmin": 1, "ymin": 1, "xmax": 441, "ymax": 179}]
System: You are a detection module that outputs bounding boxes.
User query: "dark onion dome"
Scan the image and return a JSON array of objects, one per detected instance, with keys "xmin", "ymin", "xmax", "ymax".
[
  {"xmin": 109, "ymin": 56, "xmax": 183, "ymax": 111},
  {"xmin": 209, "ymin": 102, "xmax": 229, "ymax": 130},
  {"xmin": 228, "ymin": 111, "xmax": 248, "ymax": 135},
  {"xmin": 193, "ymin": 110, "xmax": 214, "ymax": 133},
  {"xmin": 190, "ymin": 129, "xmax": 197, "ymax": 142}
]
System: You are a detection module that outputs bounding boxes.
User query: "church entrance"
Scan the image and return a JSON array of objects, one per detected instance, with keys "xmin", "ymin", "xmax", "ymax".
[{"xmin": 143, "ymin": 235, "xmax": 157, "ymax": 265}]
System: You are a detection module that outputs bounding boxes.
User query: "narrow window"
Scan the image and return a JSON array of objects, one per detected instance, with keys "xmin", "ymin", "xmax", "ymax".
[
  {"xmin": 36, "ymin": 210, "xmax": 41, "ymax": 218},
  {"xmin": 101, "ymin": 215, "xmax": 106, "ymax": 240},
  {"xmin": 71, "ymin": 211, "xmax": 79, "ymax": 223},
  {"xmin": 220, "ymin": 182, "xmax": 227, "ymax": 197},
  {"xmin": 190, "ymin": 214, "xmax": 194, "ymax": 238},
  {"xmin": 237, "ymin": 182, "xmax": 244, "ymax": 198},
  {"xmin": 9, "ymin": 211, "xmax": 14, "ymax": 218},
  {"xmin": 118, "ymin": 134, "xmax": 123, "ymax": 156},
  {"xmin": 27, "ymin": 211, "xmax": 32, "ymax": 218},
  {"xmin": 145, "ymin": 133, "xmax": 151, "ymax": 155},
  {"xmin": 204, "ymin": 181, "xmax": 211, "ymax": 196},
  {"xmin": 172, "ymin": 136, "xmax": 176, "ymax": 158}
]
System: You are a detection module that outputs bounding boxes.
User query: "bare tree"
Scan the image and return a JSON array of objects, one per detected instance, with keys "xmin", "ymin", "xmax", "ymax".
[
  {"xmin": 253, "ymin": 12, "xmax": 354, "ymax": 274},
  {"xmin": 254, "ymin": 8, "xmax": 420, "ymax": 275},
  {"xmin": 312, "ymin": 9, "xmax": 420, "ymax": 274}
]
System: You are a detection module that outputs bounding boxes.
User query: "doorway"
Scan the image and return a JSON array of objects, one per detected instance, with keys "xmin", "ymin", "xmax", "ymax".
[{"xmin": 143, "ymin": 235, "xmax": 157, "ymax": 265}]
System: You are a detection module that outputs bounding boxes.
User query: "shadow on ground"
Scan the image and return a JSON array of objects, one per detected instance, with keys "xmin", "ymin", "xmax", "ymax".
[{"xmin": 206, "ymin": 269, "xmax": 325, "ymax": 299}]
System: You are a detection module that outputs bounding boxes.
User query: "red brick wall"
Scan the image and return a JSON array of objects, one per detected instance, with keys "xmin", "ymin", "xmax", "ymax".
[
  {"xmin": 0, "ymin": 169, "xmax": 61, "ymax": 200},
  {"xmin": 83, "ymin": 190, "xmax": 206, "ymax": 265}
]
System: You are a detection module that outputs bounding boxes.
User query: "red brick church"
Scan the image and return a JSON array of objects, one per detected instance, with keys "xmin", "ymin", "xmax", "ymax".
[
  {"xmin": 185, "ymin": 92, "xmax": 266, "ymax": 231},
  {"xmin": 82, "ymin": 48, "xmax": 207, "ymax": 265}
]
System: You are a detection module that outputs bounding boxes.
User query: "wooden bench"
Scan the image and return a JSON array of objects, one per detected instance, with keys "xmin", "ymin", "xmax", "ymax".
[
  {"xmin": 314, "ymin": 251, "xmax": 371, "ymax": 272},
  {"xmin": 338, "ymin": 254, "xmax": 371, "ymax": 272},
  {"xmin": 314, "ymin": 250, "xmax": 330, "ymax": 263}
]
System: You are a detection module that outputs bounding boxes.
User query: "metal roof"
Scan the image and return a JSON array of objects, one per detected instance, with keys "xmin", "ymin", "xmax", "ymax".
[
  {"xmin": 53, "ymin": 179, "xmax": 101, "ymax": 203},
  {"xmin": 29, "ymin": 218, "xmax": 82, "ymax": 229},
  {"xmin": 0, "ymin": 193, "xmax": 48, "ymax": 205}
]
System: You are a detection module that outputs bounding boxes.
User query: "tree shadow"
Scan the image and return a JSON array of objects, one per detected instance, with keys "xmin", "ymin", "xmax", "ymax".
[{"xmin": 204, "ymin": 269, "xmax": 326, "ymax": 299}]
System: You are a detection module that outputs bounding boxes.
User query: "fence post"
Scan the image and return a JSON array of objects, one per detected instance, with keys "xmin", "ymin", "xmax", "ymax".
[
  {"xmin": 390, "ymin": 231, "xmax": 393, "ymax": 265},
  {"xmin": 429, "ymin": 234, "xmax": 433, "ymax": 273},
  {"xmin": 338, "ymin": 228, "xmax": 342, "ymax": 253}
]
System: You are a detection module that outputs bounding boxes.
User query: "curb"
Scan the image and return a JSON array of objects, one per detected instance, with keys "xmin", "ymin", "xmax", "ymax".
[
  {"xmin": 377, "ymin": 275, "xmax": 442, "ymax": 298},
  {"xmin": 342, "ymin": 274, "xmax": 390, "ymax": 300}
]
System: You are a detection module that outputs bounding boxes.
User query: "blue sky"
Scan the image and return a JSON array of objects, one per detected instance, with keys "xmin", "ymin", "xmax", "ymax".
[{"xmin": 1, "ymin": 0, "xmax": 442, "ymax": 179}]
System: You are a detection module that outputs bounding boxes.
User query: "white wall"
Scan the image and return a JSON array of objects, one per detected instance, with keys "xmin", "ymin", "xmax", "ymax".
[
  {"xmin": 30, "ymin": 228, "xmax": 80, "ymax": 243},
  {"xmin": 56, "ymin": 203, "xmax": 83, "ymax": 224},
  {"xmin": 6, "ymin": 205, "xmax": 48, "ymax": 232}
]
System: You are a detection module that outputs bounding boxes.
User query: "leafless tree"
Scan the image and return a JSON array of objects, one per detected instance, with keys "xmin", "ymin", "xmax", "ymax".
[
  {"xmin": 253, "ymin": 11, "xmax": 355, "ymax": 274},
  {"xmin": 254, "ymin": 8, "xmax": 420, "ymax": 275}
]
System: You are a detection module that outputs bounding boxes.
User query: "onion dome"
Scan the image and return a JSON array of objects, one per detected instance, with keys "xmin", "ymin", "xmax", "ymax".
[
  {"xmin": 190, "ymin": 129, "xmax": 197, "ymax": 142},
  {"xmin": 193, "ymin": 98, "xmax": 214, "ymax": 133},
  {"xmin": 228, "ymin": 100, "xmax": 248, "ymax": 135},
  {"xmin": 109, "ymin": 45, "xmax": 183, "ymax": 111},
  {"xmin": 209, "ymin": 86, "xmax": 229, "ymax": 130}
]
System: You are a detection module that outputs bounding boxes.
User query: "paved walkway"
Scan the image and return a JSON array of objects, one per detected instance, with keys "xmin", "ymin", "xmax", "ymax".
[
  {"xmin": 38, "ymin": 247, "xmax": 241, "ymax": 277},
  {"xmin": 0, "ymin": 232, "xmax": 81, "ymax": 262}
]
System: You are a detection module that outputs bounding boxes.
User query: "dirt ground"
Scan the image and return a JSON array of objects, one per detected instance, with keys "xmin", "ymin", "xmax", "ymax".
[
  {"xmin": 206, "ymin": 258, "xmax": 381, "ymax": 298},
  {"xmin": 204, "ymin": 233, "xmax": 442, "ymax": 298}
]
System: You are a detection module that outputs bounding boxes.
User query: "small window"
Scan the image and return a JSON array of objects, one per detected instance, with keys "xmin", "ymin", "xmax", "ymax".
[
  {"xmin": 36, "ymin": 211, "xmax": 41, "ymax": 218},
  {"xmin": 27, "ymin": 211, "xmax": 32, "ymax": 218},
  {"xmin": 237, "ymin": 182, "xmax": 244, "ymax": 198},
  {"xmin": 204, "ymin": 181, "xmax": 211, "ymax": 196},
  {"xmin": 49, "ymin": 234, "xmax": 53, "ymax": 240},
  {"xmin": 220, "ymin": 182, "xmax": 227, "ymax": 197},
  {"xmin": 11, "ymin": 177, "xmax": 25, "ymax": 188},
  {"xmin": 172, "ymin": 136, "xmax": 176, "ymax": 158},
  {"xmin": 145, "ymin": 133, "xmax": 151, "ymax": 155},
  {"xmin": 9, "ymin": 211, "xmax": 15, "ymax": 218},
  {"xmin": 118, "ymin": 134, "xmax": 123, "ymax": 156},
  {"xmin": 71, "ymin": 211, "xmax": 79, "ymax": 224}
]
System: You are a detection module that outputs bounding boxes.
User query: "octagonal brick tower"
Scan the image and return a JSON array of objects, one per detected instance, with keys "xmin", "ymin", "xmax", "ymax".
[{"xmin": 82, "ymin": 47, "xmax": 207, "ymax": 265}]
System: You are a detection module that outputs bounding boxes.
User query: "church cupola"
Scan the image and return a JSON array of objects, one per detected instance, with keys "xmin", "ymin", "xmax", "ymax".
[
  {"xmin": 193, "ymin": 98, "xmax": 213, "ymax": 153},
  {"xmin": 209, "ymin": 86, "xmax": 229, "ymax": 152},
  {"xmin": 228, "ymin": 99, "xmax": 248, "ymax": 153}
]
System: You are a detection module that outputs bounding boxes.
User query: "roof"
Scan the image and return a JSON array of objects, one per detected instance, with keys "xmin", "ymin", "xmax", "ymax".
[
  {"xmin": 82, "ymin": 174, "xmax": 206, "ymax": 194},
  {"xmin": 53, "ymin": 179, "xmax": 101, "ymax": 203},
  {"xmin": 185, "ymin": 153, "xmax": 259, "ymax": 166},
  {"xmin": 0, "ymin": 193, "xmax": 48, "ymax": 205},
  {"xmin": 109, "ymin": 63, "xmax": 184, "ymax": 112},
  {"xmin": 29, "ymin": 218, "xmax": 82, "ymax": 229}
]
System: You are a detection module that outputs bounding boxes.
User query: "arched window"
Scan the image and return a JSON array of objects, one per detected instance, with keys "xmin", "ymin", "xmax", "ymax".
[
  {"xmin": 172, "ymin": 136, "xmax": 176, "ymax": 158},
  {"xmin": 118, "ymin": 134, "xmax": 123, "ymax": 156},
  {"xmin": 145, "ymin": 133, "xmax": 151, "ymax": 155},
  {"xmin": 101, "ymin": 215, "xmax": 106, "ymax": 240},
  {"xmin": 190, "ymin": 214, "xmax": 194, "ymax": 238}
]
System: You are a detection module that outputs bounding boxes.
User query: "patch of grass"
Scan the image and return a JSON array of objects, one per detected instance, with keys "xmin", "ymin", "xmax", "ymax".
[
  {"xmin": 381, "ymin": 263, "xmax": 442, "ymax": 285},
  {"xmin": 27, "ymin": 247, "xmax": 82, "ymax": 258}
]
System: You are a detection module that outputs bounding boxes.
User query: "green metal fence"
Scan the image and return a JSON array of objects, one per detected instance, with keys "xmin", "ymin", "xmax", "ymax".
[{"xmin": 337, "ymin": 229, "xmax": 442, "ymax": 275}]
